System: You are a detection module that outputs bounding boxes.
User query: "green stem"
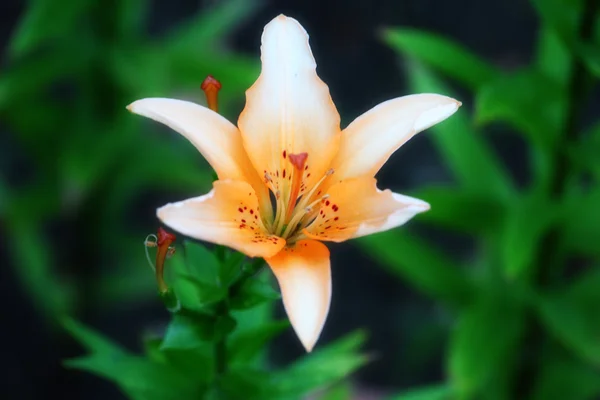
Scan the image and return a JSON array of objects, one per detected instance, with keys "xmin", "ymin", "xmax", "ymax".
[
  {"xmin": 213, "ymin": 256, "xmax": 265, "ymax": 377},
  {"xmin": 517, "ymin": 0, "xmax": 599, "ymax": 397},
  {"xmin": 214, "ymin": 300, "xmax": 228, "ymax": 376}
]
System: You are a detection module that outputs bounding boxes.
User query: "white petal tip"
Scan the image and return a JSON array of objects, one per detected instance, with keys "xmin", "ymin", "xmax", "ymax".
[
  {"xmin": 301, "ymin": 340, "xmax": 316, "ymax": 353},
  {"xmin": 413, "ymin": 99, "xmax": 460, "ymax": 132},
  {"xmin": 126, "ymin": 99, "xmax": 146, "ymax": 115}
]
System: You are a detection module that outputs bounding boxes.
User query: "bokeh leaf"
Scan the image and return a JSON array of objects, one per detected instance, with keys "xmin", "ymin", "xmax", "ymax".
[
  {"xmin": 383, "ymin": 28, "xmax": 499, "ymax": 90},
  {"xmin": 535, "ymin": 28, "xmax": 571, "ymax": 87},
  {"xmin": 8, "ymin": 0, "xmax": 93, "ymax": 57},
  {"xmin": 358, "ymin": 231, "xmax": 472, "ymax": 306},
  {"xmin": 448, "ymin": 290, "xmax": 524, "ymax": 397},
  {"xmin": 163, "ymin": 0, "xmax": 259, "ymax": 51},
  {"xmin": 476, "ymin": 69, "xmax": 566, "ymax": 149},
  {"xmin": 161, "ymin": 313, "xmax": 216, "ymax": 349},
  {"xmin": 389, "ymin": 384, "xmax": 452, "ymax": 400},
  {"xmin": 537, "ymin": 268, "xmax": 600, "ymax": 364},
  {"xmin": 270, "ymin": 331, "xmax": 368, "ymax": 397},
  {"xmin": 530, "ymin": 347, "xmax": 600, "ymax": 400},
  {"xmin": 228, "ymin": 320, "xmax": 289, "ymax": 364},
  {"xmin": 500, "ymin": 193, "xmax": 558, "ymax": 279},
  {"xmin": 562, "ymin": 188, "xmax": 600, "ymax": 256},
  {"xmin": 407, "ymin": 63, "xmax": 514, "ymax": 199},
  {"xmin": 229, "ymin": 278, "xmax": 281, "ymax": 310},
  {"xmin": 416, "ymin": 186, "xmax": 505, "ymax": 236}
]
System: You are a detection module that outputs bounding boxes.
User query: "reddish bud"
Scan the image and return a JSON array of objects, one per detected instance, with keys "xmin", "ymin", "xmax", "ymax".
[
  {"xmin": 200, "ymin": 75, "xmax": 222, "ymax": 113},
  {"xmin": 155, "ymin": 227, "xmax": 176, "ymax": 293},
  {"xmin": 157, "ymin": 226, "xmax": 176, "ymax": 247}
]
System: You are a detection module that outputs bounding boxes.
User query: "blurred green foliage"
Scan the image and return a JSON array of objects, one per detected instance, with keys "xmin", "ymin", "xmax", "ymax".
[
  {"xmin": 1, "ymin": 0, "xmax": 260, "ymax": 320},
  {"xmin": 361, "ymin": 0, "xmax": 600, "ymax": 398},
  {"xmin": 64, "ymin": 242, "xmax": 367, "ymax": 399},
  {"xmin": 3, "ymin": 0, "xmax": 600, "ymax": 398}
]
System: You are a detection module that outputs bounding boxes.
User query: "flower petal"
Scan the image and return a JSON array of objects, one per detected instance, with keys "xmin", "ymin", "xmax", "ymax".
[
  {"xmin": 266, "ymin": 240, "xmax": 331, "ymax": 352},
  {"xmin": 330, "ymin": 94, "xmax": 460, "ymax": 181},
  {"xmin": 128, "ymin": 98, "xmax": 273, "ymax": 220},
  {"xmin": 303, "ymin": 177, "xmax": 429, "ymax": 242},
  {"xmin": 238, "ymin": 15, "xmax": 341, "ymax": 197},
  {"xmin": 157, "ymin": 180, "xmax": 285, "ymax": 258}
]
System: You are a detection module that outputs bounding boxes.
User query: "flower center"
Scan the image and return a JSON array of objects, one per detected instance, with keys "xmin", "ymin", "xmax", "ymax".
[{"xmin": 263, "ymin": 152, "xmax": 333, "ymax": 242}]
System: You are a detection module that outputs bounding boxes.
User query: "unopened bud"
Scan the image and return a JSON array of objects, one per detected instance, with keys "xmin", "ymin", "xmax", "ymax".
[{"xmin": 200, "ymin": 75, "xmax": 222, "ymax": 113}]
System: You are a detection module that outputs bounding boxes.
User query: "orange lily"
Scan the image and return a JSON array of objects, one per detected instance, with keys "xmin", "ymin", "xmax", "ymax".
[{"xmin": 128, "ymin": 15, "xmax": 460, "ymax": 351}]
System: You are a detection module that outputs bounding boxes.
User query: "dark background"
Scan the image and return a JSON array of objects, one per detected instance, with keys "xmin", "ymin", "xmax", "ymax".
[{"xmin": 1, "ymin": 0, "xmax": 537, "ymax": 398}]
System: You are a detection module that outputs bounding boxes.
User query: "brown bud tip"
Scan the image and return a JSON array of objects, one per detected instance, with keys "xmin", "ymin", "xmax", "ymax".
[
  {"xmin": 157, "ymin": 227, "xmax": 176, "ymax": 246},
  {"xmin": 289, "ymin": 152, "xmax": 308, "ymax": 170},
  {"xmin": 201, "ymin": 75, "xmax": 222, "ymax": 91}
]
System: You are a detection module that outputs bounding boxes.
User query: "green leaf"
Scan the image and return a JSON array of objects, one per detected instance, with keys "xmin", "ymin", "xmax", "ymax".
[
  {"xmin": 6, "ymin": 218, "xmax": 73, "ymax": 320},
  {"xmin": 530, "ymin": 348, "xmax": 600, "ymax": 400},
  {"xmin": 562, "ymin": 187, "xmax": 600, "ymax": 257},
  {"xmin": 161, "ymin": 313, "xmax": 216, "ymax": 349},
  {"xmin": 228, "ymin": 320, "xmax": 290, "ymax": 364},
  {"xmin": 63, "ymin": 318, "xmax": 125, "ymax": 356},
  {"xmin": 448, "ymin": 291, "xmax": 524, "ymax": 397},
  {"xmin": 270, "ymin": 331, "xmax": 369, "ymax": 397},
  {"xmin": 8, "ymin": 0, "xmax": 93, "ymax": 57},
  {"xmin": 407, "ymin": 63, "xmax": 514, "ymax": 199},
  {"xmin": 358, "ymin": 231, "xmax": 472, "ymax": 305},
  {"xmin": 64, "ymin": 319, "xmax": 202, "ymax": 398},
  {"xmin": 476, "ymin": 69, "xmax": 566, "ymax": 149},
  {"xmin": 389, "ymin": 384, "xmax": 452, "ymax": 400},
  {"xmin": 383, "ymin": 28, "xmax": 499, "ymax": 90},
  {"xmin": 179, "ymin": 275, "xmax": 228, "ymax": 306},
  {"xmin": 115, "ymin": 0, "xmax": 149, "ymax": 39},
  {"xmin": 319, "ymin": 382, "xmax": 354, "ymax": 400},
  {"xmin": 163, "ymin": 0, "xmax": 259, "ymax": 51},
  {"xmin": 576, "ymin": 42, "xmax": 600, "ymax": 77},
  {"xmin": 415, "ymin": 186, "xmax": 505, "ymax": 236},
  {"xmin": 500, "ymin": 193, "xmax": 557, "ymax": 279},
  {"xmin": 530, "ymin": 0, "xmax": 583, "ymax": 45},
  {"xmin": 65, "ymin": 356, "xmax": 200, "ymax": 400},
  {"xmin": 537, "ymin": 268, "xmax": 600, "ymax": 364},
  {"xmin": 217, "ymin": 367, "xmax": 272, "ymax": 400},
  {"xmin": 229, "ymin": 277, "xmax": 281, "ymax": 310},
  {"xmin": 213, "ymin": 315, "xmax": 237, "ymax": 341},
  {"xmin": 143, "ymin": 335, "xmax": 214, "ymax": 385},
  {"xmin": 535, "ymin": 28, "xmax": 572, "ymax": 87},
  {"xmin": 182, "ymin": 241, "xmax": 221, "ymax": 285},
  {"xmin": 0, "ymin": 47, "xmax": 89, "ymax": 111},
  {"xmin": 220, "ymin": 251, "xmax": 246, "ymax": 287}
]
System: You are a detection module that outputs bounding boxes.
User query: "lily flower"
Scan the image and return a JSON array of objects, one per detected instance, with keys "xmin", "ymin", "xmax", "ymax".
[{"xmin": 127, "ymin": 15, "xmax": 460, "ymax": 351}]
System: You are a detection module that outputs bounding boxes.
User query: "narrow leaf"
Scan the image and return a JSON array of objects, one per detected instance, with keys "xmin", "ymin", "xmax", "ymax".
[
  {"xmin": 407, "ymin": 63, "xmax": 514, "ymax": 199},
  {"xmin": 358, "ymin": 231, "xmax": 472, "ymax": 305},
  {"xmin": 383, "ymin": 28, "xmax": 499, "ymax": 90}
]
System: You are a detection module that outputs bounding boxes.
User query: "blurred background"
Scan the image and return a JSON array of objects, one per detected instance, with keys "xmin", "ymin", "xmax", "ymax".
[{"xmin": 2, "ymin": 0, "xmax": 600, "ymax": 399}]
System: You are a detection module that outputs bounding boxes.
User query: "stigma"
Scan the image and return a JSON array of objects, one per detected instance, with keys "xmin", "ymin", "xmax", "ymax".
[{"xmin": 265, "ymin": 151, "xmax": 335, "ymax": 242}]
